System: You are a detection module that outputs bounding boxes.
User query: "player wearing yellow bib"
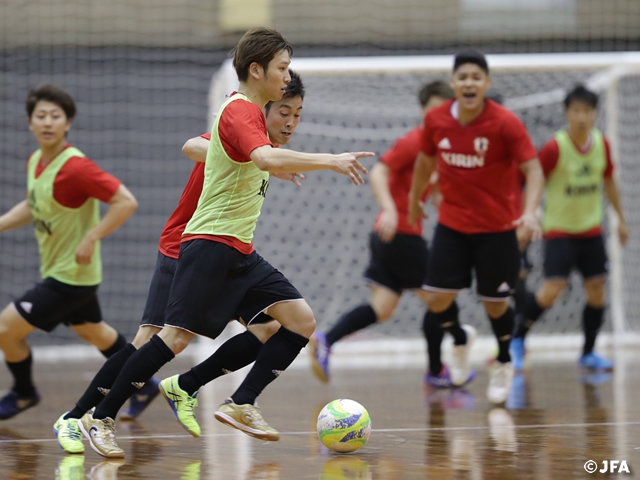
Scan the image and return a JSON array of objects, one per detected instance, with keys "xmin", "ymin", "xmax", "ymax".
[
  {"xmin": 511, "ymin": 85, "xmax": 628, "ymax": 371},
  {"xmin": 80, "ymin": 27, "xmax": 373, "ymax": 458},
  {"xmin": 0, "ymin": 86, "xmax": 137, "ymax": 421}
]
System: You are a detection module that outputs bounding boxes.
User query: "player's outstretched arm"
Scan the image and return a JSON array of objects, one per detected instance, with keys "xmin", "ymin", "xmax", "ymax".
[
  {"xmin": 603, "ymin": 177, "xmax": 629, "ymax": 246},
  {"xmin": 182, "ymin": 136, "xmax": 209, "ymax": 163},
  {"xmin": 0, "ymin": 199, "xmax": 33, "ymax": 233},
  {"xmin": 75, "ymin": 184, "xmax": 138, "ymax": 265},
  {"xmin": 370, "ymin": 162, "xmax": 397, "ymax": 243},
  {"xmin": 515, "ymin": 158, "xmax": 544, "ymax": 241},
  {"xmin": 407, "ymin": 152, "xmax": 436, "ymax": 226},
  {"xmin": 250, "ymin": 146, "xmax": 372, "ymax": 186}
]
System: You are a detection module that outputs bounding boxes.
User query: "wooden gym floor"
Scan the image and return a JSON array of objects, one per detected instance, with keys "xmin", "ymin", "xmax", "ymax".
[{"xmin": 1, "ymin": 348, "xmax": 640, "ymax": 479}]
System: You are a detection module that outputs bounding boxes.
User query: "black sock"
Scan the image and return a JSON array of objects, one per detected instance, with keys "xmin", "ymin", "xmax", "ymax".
[
  {"xmin": 325, "ymin": 305, "xmax": 377, "ymax": 346},
  {"xmin": 100, "ymin": 333, "xmax": 128, "ymax": 358},
  {"xmin": 65, "ymin": 343, "xmax": 136, "ymax": 419},
  {"xmin": 490, "ymin": 307, "xmax": 515, "ymax": 364},
  {"xmin": 6, "ymin": 353, "xmax": 35, "ymax": 396},
  {"xmin": 178, "ymin": 331, "xmax": 263, "ymax": 396},
  {"xmin": 430, "ymin": 302, "xmax": 466, "ymax": 345},
  {"xmin": 93, "ymin": 335, "xmax": 174, "ymax": 420},
  {"xmin": 514, "ymin": 292, "xmax": 545, "ymax": 339},
  {"xmin": 582, "ymin": 305, "xmax": 604, "ymax": 356},
  {"xmin": 514, "ymin": 277, "xmax": 527, "ymax": 318},
  {"xmin": 231, "ymin": 327, "xmax": 308, "ymax": 406},
  {"xmin": 422, "ymin": 310, "xmax": 445, "ymax": 375}
]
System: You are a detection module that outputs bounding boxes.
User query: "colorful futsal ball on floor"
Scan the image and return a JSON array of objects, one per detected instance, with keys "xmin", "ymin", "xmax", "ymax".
[{"xmin": 317, "ymin": 399, "xmax": 371, "ymax": 453}]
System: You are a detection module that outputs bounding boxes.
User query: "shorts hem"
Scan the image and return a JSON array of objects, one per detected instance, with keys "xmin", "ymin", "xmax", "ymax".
[
  {"xmin": 162, "ymin": 323, "xmax": 200, "ymax": 336},
  {"xmin": 478, "ymin": 295, "xmax": 511, "ymax": 302},
  {"xmin": 421, "ymin": 285, "xmax": 462, "ymax": 293},
  {"xmin": 247, "ymin": 298, "xmax": 306, "ymax": 325},
  {"xmin": 363, "ymin": 278, "xmax": 403, "ymax": 295}
]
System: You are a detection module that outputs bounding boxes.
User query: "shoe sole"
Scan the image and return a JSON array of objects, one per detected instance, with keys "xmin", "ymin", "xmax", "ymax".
[
  {"xmin": 77, "ymin": 418, "xmax": 125, "ymax": 459},
  {"xmin": 214, "ymin": 411, "xmax": 280, "ymax": 441},
  {"xmin": 308, "ymin": 337, "xmax": 329, "ymax": 384},
  {"xmin": 53, "ymin": 424, "xmax": 85, "ymax": 454},
  {"xmin": 158, "ymin": 381, "xmax": 200, "ymax": 438}
]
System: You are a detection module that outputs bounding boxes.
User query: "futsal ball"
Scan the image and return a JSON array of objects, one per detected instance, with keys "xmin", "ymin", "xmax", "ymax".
[{"xmin": 317, "ymin": 399, "xmax": 371, "ymax": 453}]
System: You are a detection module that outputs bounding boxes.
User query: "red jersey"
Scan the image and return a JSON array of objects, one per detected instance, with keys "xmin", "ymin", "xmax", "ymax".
[
  {"xmin": 376, "ymin": 126, "xmax": 429, "ymax": 236},
  {"xmin": 31, "ymin": 145, "xmax": 121, "ymax": 207},
  {"xmin": 539, "ymin": 134, "xmax": 614, "ymax": 239},
  {"xmin": 421, "ymin": 99, "xmax": 537, "ymax": 234}
]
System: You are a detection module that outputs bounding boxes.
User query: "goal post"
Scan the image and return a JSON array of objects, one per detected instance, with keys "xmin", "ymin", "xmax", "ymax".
[{"xmin": 208, "ymin": 52, "xmax": 640, "ymax": 354}]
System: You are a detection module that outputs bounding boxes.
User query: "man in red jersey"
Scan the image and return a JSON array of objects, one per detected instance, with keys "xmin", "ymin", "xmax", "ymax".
[
  {"xmin": 511, "ymin": 85, "xmax": 628, "ymax": 372},
  {"xmin": 53, "ymin": 71, "xmax": 307, "ymax": 454},
  {"xmin": 408, "ymin": 49, "xmax": 544, "ymax": 404},
  {"xmin": 308, "ymin": 81, "xmax": 476, "ymax": 389}
]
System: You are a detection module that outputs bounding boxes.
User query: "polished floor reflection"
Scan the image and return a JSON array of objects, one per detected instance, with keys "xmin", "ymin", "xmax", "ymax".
[{"xmin": 1, "ymin": 349, "xmax": 640, "ymax": 479}]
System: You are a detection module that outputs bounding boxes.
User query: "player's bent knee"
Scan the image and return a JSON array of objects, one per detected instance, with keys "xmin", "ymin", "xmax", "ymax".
[
  {"xmin": 248, "ymin": 320, "xmax": 280, "ymax": 343},
  {"xmin": 538, "ymin": 280, "xmax": 566, "ymax": 307},
  {"xmin": 425, "ymin": 292, "xmax": 456, "ymax": 313},
  {"xmin": 483, "ymin": 300, "xmax": 509, "ymax": 319},
  {"xmin": 132, "ymin": 325, "xmax": 160, "ymax": 348},
  {"xmin": 584, "ymin": 278, "xmax": 606, "ymax": 307},
  {"xmin": 158, "ymin": 327, "xmax": 194, "ymax": 354}
]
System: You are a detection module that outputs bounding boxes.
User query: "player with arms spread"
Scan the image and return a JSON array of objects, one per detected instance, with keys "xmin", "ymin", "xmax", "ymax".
[
  {"xmin": 78, "ymin": 27, "xmax": 372, "ymax": 458},
  {"xmin": 510, "ymin": 85, "xmax": 628, "ymax": 371},
  {"xmin": 0, "ymin": 85, "xmax": 137, "ymax": 421},
  {"xmin": 408, "ymin": 50, "xmax": 544, "ymax": 404},
  {"xmin": 309, "ymin": 81, "xmax": 475, "ymax": 388},
  {"xmin": 53, "ymin": 71, "xmax": 306, "ymax": 455}
]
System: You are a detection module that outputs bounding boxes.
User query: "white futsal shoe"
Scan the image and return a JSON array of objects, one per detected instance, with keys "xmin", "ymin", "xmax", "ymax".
[
  {"xmin": 450, "ymin": 325, "xmax": 477, "ymax": 386},
  {"xmin": 487, "ymin": 361, "xmax": 515, "ymax": 404}
]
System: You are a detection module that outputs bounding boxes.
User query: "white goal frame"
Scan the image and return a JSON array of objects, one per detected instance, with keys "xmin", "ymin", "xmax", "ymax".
[{"xmin": 209, "ymin": 51, "xmax": 640, "ymax": 350}]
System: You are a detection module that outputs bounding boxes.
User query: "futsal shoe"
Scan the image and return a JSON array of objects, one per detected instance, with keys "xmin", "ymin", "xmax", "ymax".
[
  {"xmin": 0, "ymin": 389, "xmax": 40, "ymax": 420},
  {"xmin": 55, "ymin": 454, "xmax": 85, "ymax": 480},
  {"xmin": 54, "ymin": 412, "xmax": 85, "ymax": 454},
  {"xmin": 450, "ymin": 325, "xmax": 477, "ymax": 386},
  {"xmin": 214, "ymin": 398, "xmax": 280, "ymax": 441},
  {"xmin": 579, "ymin": 352, "xmax": 614, "ymax": 371},
  {"xmin": 119, "ymin": 376, "xmax": 161, "ymax": 420},
  {"xmin": 158, "ymin": 374, "xmax": 200, "ymax": 437},
  {"xmin": 78, "ymin": 413, "xmax": 124, "ymax": 459},
  {"xmin": 425, "ymin": 365, "xmax": 453, "ymax": 389},
  {"xmin": 509, "ymin": 337, "xmax": 526, "ymax": 372},
  {"xmin": 505, "ymin": 373, "xmax": 526, "ymax": 410},
  {"xmin": 308, "ymin": 332, "xmax": 331, "ymax": 383},
  {"xmin": 487, "ymin": 362, "xmax": 515, "ymax": 404}
]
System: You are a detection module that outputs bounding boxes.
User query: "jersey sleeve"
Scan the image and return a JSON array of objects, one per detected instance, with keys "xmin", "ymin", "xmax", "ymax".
[
  {"xmin": 538, "ymin": 138, "xmax": 560, "ymax": 178},
  {"xmin": 200, "ymin": 133, "xmax": 211, "ymax": 140},
  {"xmin": 54, "ymin": 157, "xmax": 122, "ymax": 208},
  {"xmin": 603, "ymin": 136, "xmax": 615, "ymax": 178},
  {"xmin": 218, "ymin": 100, "xmax": 271, "ymax": 162},
  {"xmin": 381, "ymin": 134, "xmax": 418, "ymax": 173},
  {"xmin": 502, "ymin": 114, "xmax": 537, "ymax": 164},
  {"xmin": 420, "ymin": 111, "xmax": 437, "ymax": 156}
]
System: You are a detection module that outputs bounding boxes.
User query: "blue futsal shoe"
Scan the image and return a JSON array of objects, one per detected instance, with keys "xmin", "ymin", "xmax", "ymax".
[
  {"xmin": 425, "ymin": 365, "xmax": 453, "ymax": 389},
  {"xmin": 579, "ymin": 352, "xmax": 614, "ymax": 371},
  {"xmin": 0, "ymin": 390, "xmax": 41, "ymax": 420},
  {"xmin": 510, "ymin": 337, "xmax": 526, "ymax": 372},
  {"xmin": 308, "ymin": 332, "xmax": 331, "ymax": 383},
  {"xmin": 119, "ymin": 376, "xmax": 161, "ymax": 420}
]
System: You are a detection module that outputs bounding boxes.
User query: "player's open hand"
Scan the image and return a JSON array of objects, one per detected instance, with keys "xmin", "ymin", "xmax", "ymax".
[
  {"xmin": 272, "ymin": 172, "xmax": 305, "ymax": 187},
  {"xmin": 75, "ymin": 236, "xmax": 96, "ymax": 265},
  {"xmin": 619, "ymin": 220, "xmax": 629, "ymax": 246},
  {"xmin": 513, "ymin": 212, "xmax": 541, "ymax": 243},
  {"xmin": 331, "ymin": 152, "xmax": 373, "ymax": 185},
  {"xmin": 408, "ymin": 200, "xmax": 427, "ymax": 227},
  {"xmin": 374, "ymin": 208, "xmax": 398, "ymax": 243}
]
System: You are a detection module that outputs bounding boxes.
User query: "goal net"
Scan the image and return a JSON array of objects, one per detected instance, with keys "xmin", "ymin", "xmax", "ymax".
[{"xmin": 210, "ymin": 52, "xmax": 640, "ymax": 349}]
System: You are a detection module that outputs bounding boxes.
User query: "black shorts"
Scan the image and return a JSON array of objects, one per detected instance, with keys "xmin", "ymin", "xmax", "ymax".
[
  {"xmin": 364, "ymin": 232, "xmax": 428, "ymax": 294},
  {"xmin": 543, "ymin": 235, "xmax": 608, "ymax": 280},
  {"xmin": 424, "ymin": 223, "xmax": 520, "ymax": 300},
  {"xmin": 13, "ymin": 278, "xmax": 102, "ymax": 333},
  {"xmin": 164, "ymin": 240, "xmax": 303, "ymax": 339},
  {"xmin": 140, "ymin": 251, "xmax": 276, "ymax": 329}
]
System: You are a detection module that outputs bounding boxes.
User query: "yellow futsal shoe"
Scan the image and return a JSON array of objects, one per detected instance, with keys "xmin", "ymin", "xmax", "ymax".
[
  {"xmin": 159, "ymin": 374, "xmax": 201, "ymax": 438},
  {"xmin": 78, "ymin": 413, "xmax": 125, "ymax": 459},
  {"xmin": 53, "ymin": 412, "xmax": 84, "ymax": 454},
  {"xmin": 214, "ymin": 398, "xmax": 280, "ymax": 441}
]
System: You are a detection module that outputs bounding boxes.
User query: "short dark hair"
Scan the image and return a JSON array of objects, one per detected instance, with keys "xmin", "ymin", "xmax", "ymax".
[
  {"xmin": 231, "ymin": 27, "xmax": 293, "ymax": 82},
  {"xmin": 453, "ymin": 49, "xmax": 489, "ymax": 75},
  {"xmin": 265, "ymin": 69, "xmax": 305, "ymax": 115},
  {"xmin": 26, "ymin": 85, "xmax": 77, "ymax": 119},
  {"xmin": 418, "ymin": 81, "xmax": 454, "ymax": 107},
  {"xmin": 563, "ymin": 84, "xmax": 598, "ymax": 110}
]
